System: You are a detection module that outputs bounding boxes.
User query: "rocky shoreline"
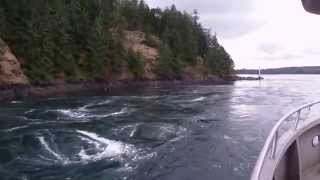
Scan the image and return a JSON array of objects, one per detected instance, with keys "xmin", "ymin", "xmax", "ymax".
[
  {"xmin": 0, "ymin": 76, "xmax": 262, "ymax": 102},
  {"xmin": 0, "ymin": 31, "xmax": 260, "ymax": 102}
]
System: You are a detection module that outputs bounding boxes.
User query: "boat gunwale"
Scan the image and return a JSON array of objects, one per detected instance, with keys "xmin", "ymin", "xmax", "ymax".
[{"xmin": 251, "ymin": 101, "xmax": 320, "ymax": 180}]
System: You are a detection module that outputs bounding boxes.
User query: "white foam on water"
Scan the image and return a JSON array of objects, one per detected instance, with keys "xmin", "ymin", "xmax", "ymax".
[
  {"xmin": 4, "ymin": 125, "xmax": 29, "ymax": 132},
  {"xmin": 78, "ymin": 100, "xmax": 111, "ymax": 111},
  {"xmin": 140, "ymin": 96, "xmax": 159, "ymax": 100},
  {"xmin": 239, "ymin": 114, "xmax": 250, "ymax": 118},
  {"xmin": 78, "ymin": 148, "xmax": 92, "ymax": 161},
  {"xmin": 33, "ymin": 130, "xmax": 151, "ymax": 171},
  {"xmin": 212, "ymin": 164, "xmax": 222, "ymax": 169},
  {"xmin": 223, "ymin": 135, "xmax": 232, "ymax": 140},
  {"xmin": 11, "ymin": 101, "xmax": 22, "ymax": 104},
  {"xmin": 54, "ymin": 107, "xmax": 130, "ymax": 120},
  {"xmin": 191, "ymin": 97, "xmax": 206, "ymax": 102},
  {"xmin": 24, "ymin": 109, "xmax": 36, "ymax": 114},
  {"xmin": 38, "ymin": 136, "xmax": 69, "ymax": 165},
  {"xmin": 96, "ymin": 100, "xmax": 112, "ymax": 106},
  {"xmin": 90, "ymin": 108, "xmax": 131, "ymax": 118},
  {"xmin": 56, "ymin": 109, "xmax": 87, "ymax": 119},
  {"xmin": 78, "ymin": 104, "xmax": 93, "ymax": 112},
  {"xmin": 77, "ymin": 130, "xmax": 136, "ymax": 163},
  {"xmin": 130, "ymin": 151, "xmax": 157, "ymax": 162},
  {"xmin": 38, "ymin": 154, "xmax": 56, "ymax": 162},
  {"xmin": 19, "ymin": 116, "xmax": 41, "ymax": 122},
  {"xmin": 107, "ymin": 108, "xmax": 127, "ymax": 116},
  {"xmin": 169, "ymin": 134, "xmax": 186, "ymax": 143},
  {"xmin": 130, "ymin": 125, "xmax": 138, "ymax": 137}
]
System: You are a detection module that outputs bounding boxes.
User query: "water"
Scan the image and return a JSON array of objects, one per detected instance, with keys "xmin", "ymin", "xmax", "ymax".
[{"xmin": 1, "ymin": 75, "xmax": 320, "ymax": 180}]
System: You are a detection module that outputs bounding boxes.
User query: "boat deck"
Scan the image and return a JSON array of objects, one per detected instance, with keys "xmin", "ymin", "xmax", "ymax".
[{"xmin": 303, "ymin": 164, "xmax": 320, "ymax": 180}]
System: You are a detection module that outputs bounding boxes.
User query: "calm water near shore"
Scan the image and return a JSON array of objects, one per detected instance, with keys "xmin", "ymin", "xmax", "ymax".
[{"xmin": 1, "ymin": 75, "xmax": 320, "ymax": 180}]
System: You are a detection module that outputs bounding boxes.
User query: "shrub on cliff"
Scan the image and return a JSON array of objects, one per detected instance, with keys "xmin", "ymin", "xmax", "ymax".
[
  {"xmin": 127, "ymin": 49, "xmax": 144, "ymax": 78},
  {"xmin": 143, "ymin": 33, "xmax": 159, "ymax": 48}
]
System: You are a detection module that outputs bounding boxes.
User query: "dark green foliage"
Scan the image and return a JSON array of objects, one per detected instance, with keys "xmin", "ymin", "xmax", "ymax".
[
  {"xmin": 156, "ymin": 44, "xmax": 183, "ymax": 79},
  {"xmin": 0, "ymin": 0, "xmax": 116, "ymax": 83},
  {"xmin": 86, "ymin": 16, "xmax": 108, "ymax": 78},
  {"xmin": 143, "ymin": 32, "xmax": 159, "ymax": 48},
  {"xmin": 0, "ymin": 38, "xmax": 5, "ymax": 56},
  {"xmin": 207, "ymin": 36, "xmax": 234, "ymax": 76},
  {"xmin": 106, "ymin": 31, "xmax": 125, "ymax": 74},
  {"xmin": 119, "ymin": 2, "xmax": 234, "ymax": 77},
  {"xmin": 127, "ymin": 49, "xmax": 144, "ymax": 77},
  {"xmin": 0, "ymin": 7, "xmax": 5, "ymax": 38},
  {"xmin": 0, "ymin": 0, "xmax": 234, "ymax": 83}
]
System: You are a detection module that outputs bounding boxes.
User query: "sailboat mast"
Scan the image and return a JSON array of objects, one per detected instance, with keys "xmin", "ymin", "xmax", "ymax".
[
  {"xmin": 258, "ymin": 67, "xmax": 261, "ymax": 79},
  {"xmin": 259, "ymin": 67, "xmax": 261, "ymax": 78}
]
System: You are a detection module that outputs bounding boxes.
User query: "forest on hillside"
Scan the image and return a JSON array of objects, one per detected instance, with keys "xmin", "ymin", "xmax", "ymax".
[{"xmin": 0, "ymin": 0, "xmax": 234, "ymax": 83}]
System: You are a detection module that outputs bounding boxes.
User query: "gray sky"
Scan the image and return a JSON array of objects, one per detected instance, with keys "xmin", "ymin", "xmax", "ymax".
[{"xmin": 145, "ymin": 0, "xmax": 320, "ymax": 69}]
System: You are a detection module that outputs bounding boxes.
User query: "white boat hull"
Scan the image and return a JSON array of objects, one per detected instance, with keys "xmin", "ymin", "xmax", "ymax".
[{"xmin": 251, "ymin": 102, "xmax": 320, "ymax": 180}]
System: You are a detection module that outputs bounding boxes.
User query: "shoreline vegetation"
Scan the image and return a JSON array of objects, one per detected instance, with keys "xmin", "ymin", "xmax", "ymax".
[
  {"xmin": 0, "ymin": 76, "xmax": 260, "ymax": 102},
  {"xmin": 0, "ymin": 0, "xmax": 260, "ymax": 101}
]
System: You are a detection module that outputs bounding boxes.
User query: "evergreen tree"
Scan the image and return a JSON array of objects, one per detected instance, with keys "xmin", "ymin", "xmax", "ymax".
[
  {"xmin": 0, "ymin": 0, "xmax": 234, "ymax": 82},
  {"xmin": 157, "ymin": 43, "xmax": 183, "ymax": 79}
]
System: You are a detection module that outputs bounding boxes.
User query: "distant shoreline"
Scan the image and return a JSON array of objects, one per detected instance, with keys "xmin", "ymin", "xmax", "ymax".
[
  {"xmin": 237, "ymin": 66, "xmax": 320, "ymax": 74},
  {"xmin": 237, "ymin": 73, "xmax": 320, "ymax": 75}
]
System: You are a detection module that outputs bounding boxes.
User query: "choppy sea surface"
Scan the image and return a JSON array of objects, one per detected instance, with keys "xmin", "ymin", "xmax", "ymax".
[{"xmin": 1, "ymin": 75, "xmax": 320, "ymax": 180}]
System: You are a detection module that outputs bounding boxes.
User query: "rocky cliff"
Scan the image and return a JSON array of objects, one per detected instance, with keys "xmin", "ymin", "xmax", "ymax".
[
  {"xmin": 0, "ymin": 38, "xmax": 29, "ymax": 85},
  {"xmin": 123, "ymin": 31, "xmax": 159, "ymax": 80},
  {"xmin": 123, "ymin": 31, "xmax": 211, "ymax": 81},
  {"xmin": 0, "ymin": 31, "xmax": 216, "ymax": 86}
]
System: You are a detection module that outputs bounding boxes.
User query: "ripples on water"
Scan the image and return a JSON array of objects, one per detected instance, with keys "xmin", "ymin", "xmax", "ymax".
[{"xmin": 1, "ymin": 75, "xmax": 320, "ymax": 180}]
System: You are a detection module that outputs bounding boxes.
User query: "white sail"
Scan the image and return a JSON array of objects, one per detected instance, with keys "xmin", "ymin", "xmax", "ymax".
[{"xmin": 258, "ymin": 67, "xmax": 262, "ymax": 79}]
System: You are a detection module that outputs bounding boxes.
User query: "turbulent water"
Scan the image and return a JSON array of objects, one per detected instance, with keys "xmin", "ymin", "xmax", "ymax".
[{"xmin": 1, "ymin": 75, "xmax": 320, "ymax": 180}]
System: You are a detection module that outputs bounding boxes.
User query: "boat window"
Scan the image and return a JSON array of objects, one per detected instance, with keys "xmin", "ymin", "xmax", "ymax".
[{"xmin": 312, "ymin": 136, "xmax": 320, "ymax": 147}]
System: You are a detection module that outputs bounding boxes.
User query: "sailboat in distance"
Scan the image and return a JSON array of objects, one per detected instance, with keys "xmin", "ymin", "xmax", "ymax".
[{"xmin": 258, "ymin": 67, "xmax": 263, "ymax": 80}]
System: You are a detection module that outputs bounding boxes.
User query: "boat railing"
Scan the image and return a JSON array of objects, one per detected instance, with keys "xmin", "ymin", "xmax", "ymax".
[{"xmin": 252, "ymin": 101, "xmax": 320, "ymax": 179}]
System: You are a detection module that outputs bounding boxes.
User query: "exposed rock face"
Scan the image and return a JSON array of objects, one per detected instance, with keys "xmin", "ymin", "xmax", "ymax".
[
  {"xmin": 123, "ymin": 31, "xmax": 159, "ymax": 80},
  {"xmin": 123, "ymin": 31, "xmax": 213, "ymax": 81},
  {"xmin": 0, "ymin": 38, "xmax": 29, "ymax": 85}
]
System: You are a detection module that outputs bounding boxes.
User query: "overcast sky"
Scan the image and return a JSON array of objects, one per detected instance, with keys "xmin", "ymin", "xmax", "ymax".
[{"xmin": 145, "ymin": 0, "xmax": 320, "ymax": 69}]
